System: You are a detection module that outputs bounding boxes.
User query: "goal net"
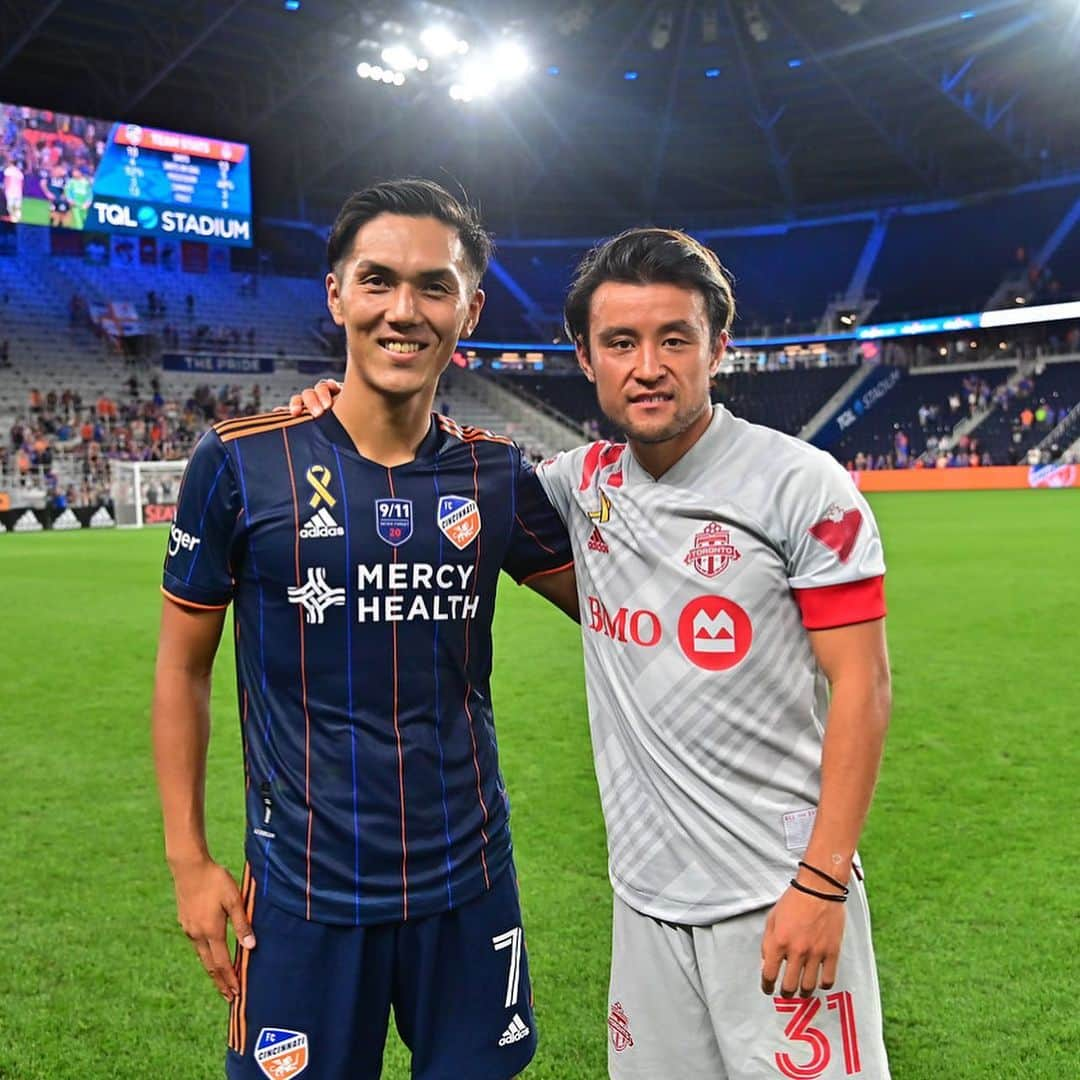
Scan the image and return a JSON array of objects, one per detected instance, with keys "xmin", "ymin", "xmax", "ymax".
[{"xmin": 110, "ymin": 459, "xmax": 188, "ymax": 528}]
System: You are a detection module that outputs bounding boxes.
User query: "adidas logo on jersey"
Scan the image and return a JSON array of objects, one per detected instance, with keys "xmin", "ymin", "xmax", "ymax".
[
  {"xmin": 300, "ymin": 506, "xmax": 344, "ymax": 539},
  {"xmin": 89, "ymin": 506, "xmax": 115, "ymax": 528},
  {"xmin": 52, "ymin": 508, "xmax": 82, "ymax": 531},
  {"xmin": 498, "ymin": 1013, "xmax": 531, "ymax": 1047},
  {"xmin": 587, "ymin": 525, "xmax": 609, "ymax": 553},
  {"xmin": 13, "ymin": 509, "xmax": 43, "ymax": 532}
]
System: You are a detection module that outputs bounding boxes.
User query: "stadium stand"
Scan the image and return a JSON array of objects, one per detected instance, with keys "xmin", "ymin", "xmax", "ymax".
[
  {"xmin": 488, "ymin": 362, "xmax": 858, "ymax": 444},
  {"xmin": 966, "ymin": 358, "xmax": 1080, "ymax": 465},
  {"xmin": 867, "ymin": 185, "xmax": 1080, "ymax": 321},
  {"xmin": 493, "ymin": 220, "xmax": 871, "ymax": 338},
  {"xmin": 827, "ymin": 364, "xmax": 1016, "ymax": 467}
]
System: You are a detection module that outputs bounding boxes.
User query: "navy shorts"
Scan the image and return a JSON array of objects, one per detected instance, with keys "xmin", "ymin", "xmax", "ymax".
[{"xmin": 226, "ymin": 865, "xmax": 536, "ymax": 1080}]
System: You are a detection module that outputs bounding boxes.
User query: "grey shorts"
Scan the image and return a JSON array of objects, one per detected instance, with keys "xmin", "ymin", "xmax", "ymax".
[{"xmin": 606, "ymin": 878, "xmax": 889, "ymax": 1079}]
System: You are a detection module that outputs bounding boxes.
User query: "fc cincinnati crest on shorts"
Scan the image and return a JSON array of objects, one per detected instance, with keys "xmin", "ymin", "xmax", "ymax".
[
  {"xmin": 436, "ymin": 495, "xmax": 481, "ymax": 550},
  {"xmin": 253, "ymin": 1028, "xmax": 309, "ymax": 1078},
  {"xmin": 684, "ymin": 521, "xmax": 741, "ymax": 578},
  {"xmin": 374, "ymin": 498, "xmax": 413, "ymax": 547}
]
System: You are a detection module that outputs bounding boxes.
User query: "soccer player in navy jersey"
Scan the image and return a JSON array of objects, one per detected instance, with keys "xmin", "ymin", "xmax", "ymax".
[{"xmin": 153, "ymin": 179, "xmax": 577, "ymax": 1080}]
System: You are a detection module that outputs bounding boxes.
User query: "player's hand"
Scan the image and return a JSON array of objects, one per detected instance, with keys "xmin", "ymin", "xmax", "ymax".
[
  {"xmin": 760, "ymin": 885, "xmax": 846, "ymax": 998},
  {"xmin": 170, "ymin": 857, "xmax": 255, "ymax": 1001},
  {"xmin": 287, "ymin": 378, "xmax": 342, "ymax": 417}
]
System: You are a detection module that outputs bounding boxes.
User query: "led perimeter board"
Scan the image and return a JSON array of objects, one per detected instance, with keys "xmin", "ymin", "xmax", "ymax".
[{"xmin": 1, "ymin": 102, "xmax": 252, "ymax": 246}]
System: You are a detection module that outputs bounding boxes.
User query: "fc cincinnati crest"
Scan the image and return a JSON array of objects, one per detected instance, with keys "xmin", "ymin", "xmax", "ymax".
[
  {"xmin": 437, "ymin": 495, "xmax": 481, "ymax": 550},
  {"xmin": 254, "ymin": 1028, "xmax": 309, "ymax": 1079},
  {"xmin": 375, "ymin": 499, "xmax": 413, "ymax": 547},
  {"xmin": 684, "ymin": 521, "xmax": 741, "ymax": 578}
]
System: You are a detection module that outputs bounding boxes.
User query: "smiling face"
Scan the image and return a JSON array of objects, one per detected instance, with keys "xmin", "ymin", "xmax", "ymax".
[
  {"xmin": 326, "ymin": 213, "xmax": 484, "ymax": 402},
  {"xmin": 578, "ymin": 280, "xmax": 727, "ymax": 469}
]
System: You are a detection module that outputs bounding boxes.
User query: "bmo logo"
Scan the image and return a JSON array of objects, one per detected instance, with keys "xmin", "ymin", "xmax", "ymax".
[
  {"xmin": 586, "ymin": 597, "xmax": 662, "ymax": 647},
  {"xmin": 677, "ymin": 596, "xmax": 752, "ymax": 671}
]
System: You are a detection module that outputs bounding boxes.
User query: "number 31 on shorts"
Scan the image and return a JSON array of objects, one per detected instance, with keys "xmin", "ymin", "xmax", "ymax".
[
  {"xmin": 774, "ymin": 991, "xmax": 861, "ymax": 1078},
  {"xmin": 492, "ymin": 926, "xmax": 524, "ymax": 1008}
]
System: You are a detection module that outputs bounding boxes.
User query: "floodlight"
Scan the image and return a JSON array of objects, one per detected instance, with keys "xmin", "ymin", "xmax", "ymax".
[
  {"xmin": 492, "ymin": 41, "xmax": 530, "ymax": 81},
  {"xmin": 381, "ymin": 44, "xmax": 419, "ymax": 71},
  {"xmin": 421, "ymin": 25, "xmax": 458, "ymax": 57},
  {"xmin": 357, "ymin": 62, "xmax": 371, "ymax": 78},
  {"xmin": 458, "ymin": 60, "xmax": 497, "ymax": 98}
]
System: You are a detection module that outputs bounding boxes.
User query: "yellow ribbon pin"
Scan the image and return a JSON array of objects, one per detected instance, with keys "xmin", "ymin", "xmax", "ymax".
[
  {"xmin": 306, "ymin": 465, "xmax": 336, "ymax": 509},
  {"xmin": 588, "ymin": 490, "xmax": 612, "ymax": 524}
]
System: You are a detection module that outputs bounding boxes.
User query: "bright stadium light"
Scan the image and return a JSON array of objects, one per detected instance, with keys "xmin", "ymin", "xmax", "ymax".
[
  {"xmin": 458, "ymin": 60, "xmax": 497, "ymax": 98},
  {"xmin": 421, "ymin": 25, "xmax": 459, "ymax": 56},
  {"xmin": 357, "ymin": 62, "xmax": 371, "ymax": 78},
  {"xmin": 381, "ymin": 44, "xmax": 419, "ymax": 71},
  {"xmin": 492, "ymin": 41, "xmax": 530, "ymax": 80},
  {"xmin": 380, "ymin": 69, "xmax": 395, "ymax": 83},
  {"xmin": 392, "ymin": 71, "xmax": 406, "ymax": 86}
]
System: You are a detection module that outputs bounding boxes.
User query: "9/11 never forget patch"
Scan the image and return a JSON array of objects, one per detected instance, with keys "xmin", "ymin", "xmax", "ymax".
[
  {"xmin": 254, "ymin": 1028, "xmax": 309, "ymax": 1078},
  {"xmin": 375, "ymin": 499, "xmax": 413, "ymax": 547},
  {"xmin": 437, "ymin": 495, "xmax": 481, "ymax": 550}
]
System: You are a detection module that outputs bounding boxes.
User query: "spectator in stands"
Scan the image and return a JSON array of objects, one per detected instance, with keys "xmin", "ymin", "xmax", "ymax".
[
  {"xmin": 0, "ymin": 338, "xmax": 9, "ymax": 368},
  {"xmin": 185, "ymin": 292, "xmax": 195, "ymax": 318},
  {"xmin": 893, "ymin": 429, "xmax": 909, "ymax": 467}
]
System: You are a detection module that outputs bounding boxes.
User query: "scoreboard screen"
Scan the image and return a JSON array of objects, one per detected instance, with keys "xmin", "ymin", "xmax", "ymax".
[{"xmin": 1, "ymin": 102, "xmax": 253, "ymax": 247}]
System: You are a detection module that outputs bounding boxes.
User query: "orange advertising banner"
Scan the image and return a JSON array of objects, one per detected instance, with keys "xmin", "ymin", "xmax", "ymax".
[{"xmin": 850, "ymin": 464, "xmax": 1079, "ymax": 492}]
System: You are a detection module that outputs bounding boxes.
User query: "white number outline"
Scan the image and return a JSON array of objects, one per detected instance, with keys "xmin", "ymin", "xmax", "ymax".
[{"xmin": 492, "ymin": 926, "xmax": 523, "ymax": 1008}]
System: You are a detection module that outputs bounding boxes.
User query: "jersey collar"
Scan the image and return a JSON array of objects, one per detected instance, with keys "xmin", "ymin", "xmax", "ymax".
[
  {"xmin": 313, "ymin": 408, "xmax": 443, "ymax": 465},
  {"xmin": 622, "ymin": 404, "xmax": 731, "ymax": 487}
]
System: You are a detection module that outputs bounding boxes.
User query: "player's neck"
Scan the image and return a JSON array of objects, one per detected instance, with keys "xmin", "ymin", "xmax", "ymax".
[
  {"xmin": 629, "ymin": 405, "xmax": 714, "ymax": 479},
  {"xmin": 332, "ymin": 374, "xmax": 434, "ymax": 467}
]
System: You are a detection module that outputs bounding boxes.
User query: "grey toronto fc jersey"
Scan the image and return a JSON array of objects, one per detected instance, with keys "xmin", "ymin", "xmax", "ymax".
[{"xmin": 537, "ymin": 405, "xmax": 886, "ymax": 924}]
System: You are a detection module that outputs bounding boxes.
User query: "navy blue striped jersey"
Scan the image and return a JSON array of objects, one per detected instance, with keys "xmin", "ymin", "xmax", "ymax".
[{"xmin": 161, "ymin": 409, "xmax": 573, "ymax": 925}]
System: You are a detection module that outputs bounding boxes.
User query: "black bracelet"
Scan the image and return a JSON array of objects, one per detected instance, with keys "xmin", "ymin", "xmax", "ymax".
[
  {"xmin": 797, "ymin": 860, "xmax": 850, "ymax": 895},
  {"xmin": 789, "ymin": 878, "xmax": 847, "ymax": 903}
]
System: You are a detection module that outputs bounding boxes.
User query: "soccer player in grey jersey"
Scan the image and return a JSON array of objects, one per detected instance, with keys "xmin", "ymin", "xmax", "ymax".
[
  {"xmin": 535, "ymin": 228, "xmax": 892, "ymax": 1079},
  {"xmin": 294, "ymin": 228, "xmax": 892, "ymax": 1079}
]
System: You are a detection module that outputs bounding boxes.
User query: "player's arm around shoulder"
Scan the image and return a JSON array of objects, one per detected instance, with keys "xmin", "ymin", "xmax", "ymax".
[{"xmin": 524, "ymin": 565, "xmax": 579, "ymax": 622}]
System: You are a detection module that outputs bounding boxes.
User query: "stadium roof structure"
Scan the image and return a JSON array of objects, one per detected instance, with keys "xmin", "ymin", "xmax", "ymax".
[{"xmin": 1, "ymin": 0, "xmax": 1079, "ymax": 236}]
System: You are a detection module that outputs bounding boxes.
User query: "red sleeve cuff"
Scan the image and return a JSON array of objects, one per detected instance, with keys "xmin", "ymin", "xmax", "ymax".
[{"xmin": 792, "ymin": 576, "xmax": 886, "ymax": 630}]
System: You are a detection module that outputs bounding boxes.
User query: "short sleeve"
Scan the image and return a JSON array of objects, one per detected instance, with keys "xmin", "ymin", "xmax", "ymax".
[
  {"xmin": 162, "ymin": 430, "xmax": 241, "ymax": 609},
  {"xmin": 534, "ymin": 450, "xmax": 576, "ymax": 525},
  {"xmin": 503, "ymin": 449, "xmax": 574, "ymax": 585},
  {"xmin": 784, "ymin": 451, "xmax": 886, "ymax": 630}
]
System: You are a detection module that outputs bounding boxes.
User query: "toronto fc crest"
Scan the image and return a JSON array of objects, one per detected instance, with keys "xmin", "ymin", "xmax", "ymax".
[
  {"xmin": 608, "ymin": 1002, "xmax": 634, "ymax": 1053},
  {"xmin": 684, "ymin": 522, "xmax": 741, "ymax": 578}
]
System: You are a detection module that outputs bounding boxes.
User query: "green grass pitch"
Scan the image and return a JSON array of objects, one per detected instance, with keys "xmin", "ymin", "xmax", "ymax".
[{"xmin": 0, "ymin": 490, "xmax": 1076, "ymax": 1078}]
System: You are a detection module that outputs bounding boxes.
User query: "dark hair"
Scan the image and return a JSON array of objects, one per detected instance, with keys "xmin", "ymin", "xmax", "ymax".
[
  {"xmin": 564, "ymin": 228, "xmax": 735, "ymax": 347},
  {"xmin": 326, "ymin": 178, "xmax": 492, "ymax": 284}
]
